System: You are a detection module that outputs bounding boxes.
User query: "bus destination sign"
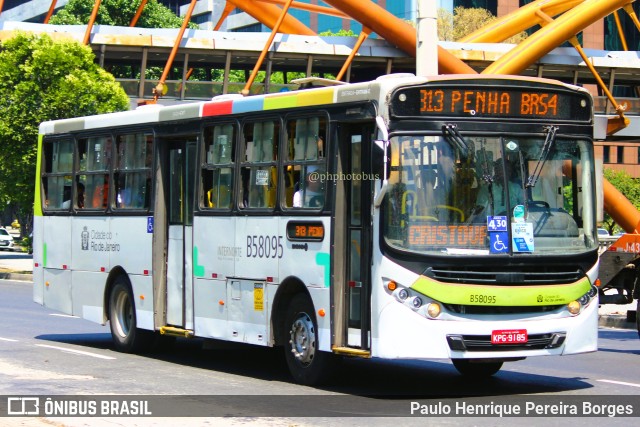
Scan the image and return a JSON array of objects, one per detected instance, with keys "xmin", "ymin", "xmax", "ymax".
[
  {"xmin": 391, "ymin": 85, "xmax": 591, "ymax": 122},
  {"xmin": 286, "ymin": 221, "xmax": 325, "ymax": 242}
]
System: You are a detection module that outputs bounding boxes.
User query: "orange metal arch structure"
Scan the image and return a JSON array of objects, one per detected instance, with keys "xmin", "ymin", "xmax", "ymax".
[
  {"xmin": 228, "ymin": 0, "xmax": 475, "ymax": 74},
  {"xmin": 483, "ymin": 0, "xmax": 635, "ymax": 75},
  {"xmin": 225, "ymin": 0, "xmax": 315, "ymax": 35},
  {"xmin": 460, "ymin": 0, "xmax": 586, "ymax": 43}
]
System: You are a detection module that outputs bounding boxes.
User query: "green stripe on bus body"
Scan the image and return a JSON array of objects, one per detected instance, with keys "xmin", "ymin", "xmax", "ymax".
[
  {"xmin": 34, "ymin": 134, "xmax": 44, "ymax": 217},
  {"xmin": 43, "ymin": 243, "xmax": 47, "ymax": 268},
  {"xmin": 193, "ymin": 246, "xmax": 205, "ymax": 277},
  {"xmin": 411, "ymin": 276, "xmax": 592, "ymax": 306}
]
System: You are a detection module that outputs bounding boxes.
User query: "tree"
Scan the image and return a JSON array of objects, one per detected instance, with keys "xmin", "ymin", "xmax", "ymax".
[
  {"xmin": 438, "ymin": 7, "xmax": 527, "ymax": 43},
  {"xmin": 49, "ymin": 0, "xmax": 198, "ymax": 93},
  {"xmin": 49, "ymin": 0, "xmax": 197, "ymax": 29},
  {"xmin": 0, "ymin": 33, "xmax": 129, "ymax": 237},
  {"xmin": 602, "ymin": 168, "xmax": 640, "ymax": 234},
  {"xmin": 437, "ymin": 8, "xmax": 454, "ymax": 41}
]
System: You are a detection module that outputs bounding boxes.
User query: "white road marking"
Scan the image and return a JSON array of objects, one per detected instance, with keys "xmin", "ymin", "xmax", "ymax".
[
  {"xmin": 598, "ymin": 379, "xmax": 640, "ymax": 388},
  {"xmin": 0, "ymin": 337, "xmax": 18, "ymax": 342},
  {"xmin": 49, "ymin": 313, "xmax": 78, "ymax": 318},
  {"xmin": 0, "ymin": 360, "xmax": 93, "ymax": 380},
  {"xmin": 35, "ymin": 344, "xmax": 116, "ymax": 360}
]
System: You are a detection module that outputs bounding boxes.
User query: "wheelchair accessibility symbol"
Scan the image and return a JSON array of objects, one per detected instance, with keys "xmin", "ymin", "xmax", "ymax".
[{"xmin": 490, "ymin": 232, "xmax": 509, "ymax": 254}]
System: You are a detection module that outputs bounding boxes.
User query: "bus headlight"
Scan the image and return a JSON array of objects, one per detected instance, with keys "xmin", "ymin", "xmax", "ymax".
[
  {"xmin": 567, "ymin": 300, "xmax": 581, "ymax": 315},
  {"xmin": 426, "ymin": 303, "xmax": 441, "ymax": 318},
  {"xmin": 568, "ymin": 284, "xmax": 598, "ymax": 315},
  {"xmin": 398, "ymin": 288, "xmax": 409, "ymax": 300},
  {"xmin": 412, "ymin": 297, "xmax": 423, "ymax": 309}
]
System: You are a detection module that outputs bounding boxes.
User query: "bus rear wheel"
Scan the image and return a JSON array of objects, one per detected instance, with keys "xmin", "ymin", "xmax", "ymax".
[
  {"xmin": 452, "ymin": 359, "xmax": 503, "ymax": 378},
  {"xmin": 283, "ymin": 294, "xmax": 335, "ymax": 385},
  {"xmin": 109, "ymin": 276, "xmax": 153, "ymax": 353}
]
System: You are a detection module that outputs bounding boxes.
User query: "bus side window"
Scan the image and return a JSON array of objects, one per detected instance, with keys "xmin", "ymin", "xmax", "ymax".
[
  {"xmin": 284, "ymin": 116, "xmax": 327, "ymax": 209},
  {"xmin": 42, "ymin": 139, "xmax": 74, "ymax": 211},
  {"xmin": 75, "ymin": 135, "xmax": 112, "ymax": 210},
  {"xmin": 114, "ymin": 133, "xmax": 152, "ymax": 210},
  {"xmin": 203, "ymin": 124, "xmax": 235, "ymax": 210},
  {"xmin": 91, "ymin": 179, "xmax": 109, "ymax": 208},
  {"xmin": 240, "ymin": 120, "xmax": 278, "ymax": 209}
]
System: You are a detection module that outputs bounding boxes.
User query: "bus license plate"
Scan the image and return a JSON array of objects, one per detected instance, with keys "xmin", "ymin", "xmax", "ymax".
[{"xmin": 491, "ymin": 329, "xmax": 528, "ymax": 344}]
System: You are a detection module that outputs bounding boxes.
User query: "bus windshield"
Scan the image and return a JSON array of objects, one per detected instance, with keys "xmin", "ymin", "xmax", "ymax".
[{"xmin": 383, "ymin": 132, "xmax": 597, "ymax": 256}]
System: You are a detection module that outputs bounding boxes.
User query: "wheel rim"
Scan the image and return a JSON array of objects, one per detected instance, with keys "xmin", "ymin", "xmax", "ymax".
[
  {"xmin": 114, "ymin": 289, "xmax": 133, "ymax": 338},
  {"xmin": 289, "ymin": 312, "xmax": 316, "ymax": 367}
]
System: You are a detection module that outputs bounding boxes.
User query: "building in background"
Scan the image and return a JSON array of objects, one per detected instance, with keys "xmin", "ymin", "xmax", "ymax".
[{"xmin": 0, "ymin": 0, "xmax": 629, "ymax": 47}]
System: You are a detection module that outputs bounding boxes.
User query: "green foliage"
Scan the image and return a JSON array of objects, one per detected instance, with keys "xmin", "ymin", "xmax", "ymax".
[
  {"xmin": 49, "ymin": 0, "xmax": 197, "ymax": 29},
  {"xmin": 602, "ymin": 168, "xmax": 640, "ymax": 234},
  {"xmin": 319, "ymin": 29, "xmax": 357, "ymax": 37},
  {"xmin": 21, "ymin": 235, "xmax": 32, "ymax": 254},
  {"xmin": 437, "ymin": 7, "xmax": 527, "ymax": 43},
  {"xmin": 0, "ymin": 33, "xmax": 129, "ymax": 229}
]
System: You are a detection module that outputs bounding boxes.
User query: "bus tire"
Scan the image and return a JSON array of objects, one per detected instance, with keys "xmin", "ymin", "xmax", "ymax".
[
  {"xmin": 108, "ymin": 276, "xmax": 153, "ymax": 353},
  {"xmin": 283, "ymin": 293, "xmax": 335, "ymax": 385},
  {"xmin": 452, "ymin": 359, "xmax": 503, "ymax": 378}
]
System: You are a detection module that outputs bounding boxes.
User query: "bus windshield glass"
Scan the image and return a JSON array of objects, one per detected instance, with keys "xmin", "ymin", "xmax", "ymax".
[{"xmin": 383, "ymin": 132, "xmax": 596, "ymax": 256}]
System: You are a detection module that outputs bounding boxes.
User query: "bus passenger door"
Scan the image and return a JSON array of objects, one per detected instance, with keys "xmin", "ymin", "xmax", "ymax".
[
  {"xmin": 165, "ymin": 140, "xmax": 197, "ymax": 329},
  {"xmin": 334, "ymin": 123, "xmax": 373, "ymax": 351}
]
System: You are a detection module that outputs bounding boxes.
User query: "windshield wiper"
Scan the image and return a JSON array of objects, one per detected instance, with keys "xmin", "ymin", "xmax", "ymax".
[
  {"xmin": 478, "ymin": 139, "xmax": 496, "ymax": 214},
  {"xmin": 442, "ymin": 124, "xmax": 473, "ymax": 161},
  {"xmin": 526, "ymin": 125, "xmax": 558, "ymax": 188}
]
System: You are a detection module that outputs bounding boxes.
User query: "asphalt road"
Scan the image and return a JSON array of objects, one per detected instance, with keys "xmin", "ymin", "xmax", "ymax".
[{"xmin": 0, "ymin": 279, "xmax": 639, "ymax": 426}]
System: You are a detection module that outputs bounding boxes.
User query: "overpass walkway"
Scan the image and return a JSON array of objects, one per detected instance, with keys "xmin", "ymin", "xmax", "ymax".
[{"xmin": 2, "ymin": 21, "xmax": 640, "ymax": 140}]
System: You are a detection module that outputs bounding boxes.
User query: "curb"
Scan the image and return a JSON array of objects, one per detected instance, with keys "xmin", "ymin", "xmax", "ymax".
[
  {"xmin": 598, "ymin": 314, "xmax": 637, "ymax": 330},
  {"xmin": 0, "ymin": 272, "xmax": 33, "ymax": 282}
]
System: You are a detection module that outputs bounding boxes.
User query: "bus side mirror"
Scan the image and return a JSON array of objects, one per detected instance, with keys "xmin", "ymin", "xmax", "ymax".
[{"xmin": 373, "ymin": 140, "xmax": 389, "ymax": 179}]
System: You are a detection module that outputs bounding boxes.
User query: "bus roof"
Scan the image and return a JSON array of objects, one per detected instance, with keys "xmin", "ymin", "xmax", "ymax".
[{"xmin": 38, "ymin": 73, "xmax": 585, "ymax": 136}]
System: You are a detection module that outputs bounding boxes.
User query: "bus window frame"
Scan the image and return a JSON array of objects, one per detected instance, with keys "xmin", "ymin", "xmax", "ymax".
[
  {"xmin": 41, "ymin": 135, "xmax": 76, "ymax": 214},
  {"xmin": 237, "ymin": 115, "xmax": 283, "ymax": 212},
  {"xmin": 199, "ymin": 120, "xmax": 239, "ymax": 212},
  {"xmin": 280, "ymin": 112, "xmax": 330, "ymax": 213},
  {"xmin": 75, "ymin": 133, "xmax": 115, "ymax": 213},
  {"xmin": 112, "ymin": 130, "xmax": 155, "ymax": 213}
]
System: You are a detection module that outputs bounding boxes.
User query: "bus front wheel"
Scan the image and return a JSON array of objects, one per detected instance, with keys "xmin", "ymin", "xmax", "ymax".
[
  {"xmin": 283, "ymin": 294, "xmax": 335, "ymax": 385},
  {"xmin": 452, "ymin": 359, "xmax": 503, "ymax": 377},
  {"xmin": 108, "ymin": 276, "xmax": 153, "ymax": 353}
]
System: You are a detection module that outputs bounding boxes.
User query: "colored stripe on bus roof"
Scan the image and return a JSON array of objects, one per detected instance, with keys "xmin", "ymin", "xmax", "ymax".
[
  {"xmin": 264, "ymin": 93, "xmax": 297, "ymax": 110},
  {"xmin": 202, "ymin": 87, "xmax": 338, "ymax": 117},
  {"xmin": 203, "ymin": 100, "xmax": 233, "ymax": 116},
  {"xmin": 53, "ymin": 117, "xmax": 85, "ymax": 133},
  {"xmin": 159, "ymin": 103, "xmax": 201, "ymax": 122},
  {"xmin": 297, "ymin": 88, "xmax": 334, "ymax": 106},
  {"xmin": 232, "ymin": 96, "xmax": 264, "ymax": 114}
]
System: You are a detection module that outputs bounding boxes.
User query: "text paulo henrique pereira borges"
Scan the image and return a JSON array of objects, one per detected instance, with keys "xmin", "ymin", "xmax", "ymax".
[{"xmin": 410, "ymin": 401, "xmax": 634, "ymax": 417}]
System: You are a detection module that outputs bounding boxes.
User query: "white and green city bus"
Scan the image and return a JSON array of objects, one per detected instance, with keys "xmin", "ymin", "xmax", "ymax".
[{"xmin": 34, "ymin": 74, "xmax": 599, "ymax": 384}]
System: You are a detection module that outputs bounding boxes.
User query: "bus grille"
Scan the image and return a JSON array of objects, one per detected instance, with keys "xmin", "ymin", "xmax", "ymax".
[
  {"xmin": 443, "ymin": 304, "xmax": 564, "ymax": 315},
  {"xmin": 446, "ymin": 333, "xmax": 566, "ymax": 352},
  {"xmin": 425, "ymin": 266, "xmax": 583, "ymax": 285}
]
